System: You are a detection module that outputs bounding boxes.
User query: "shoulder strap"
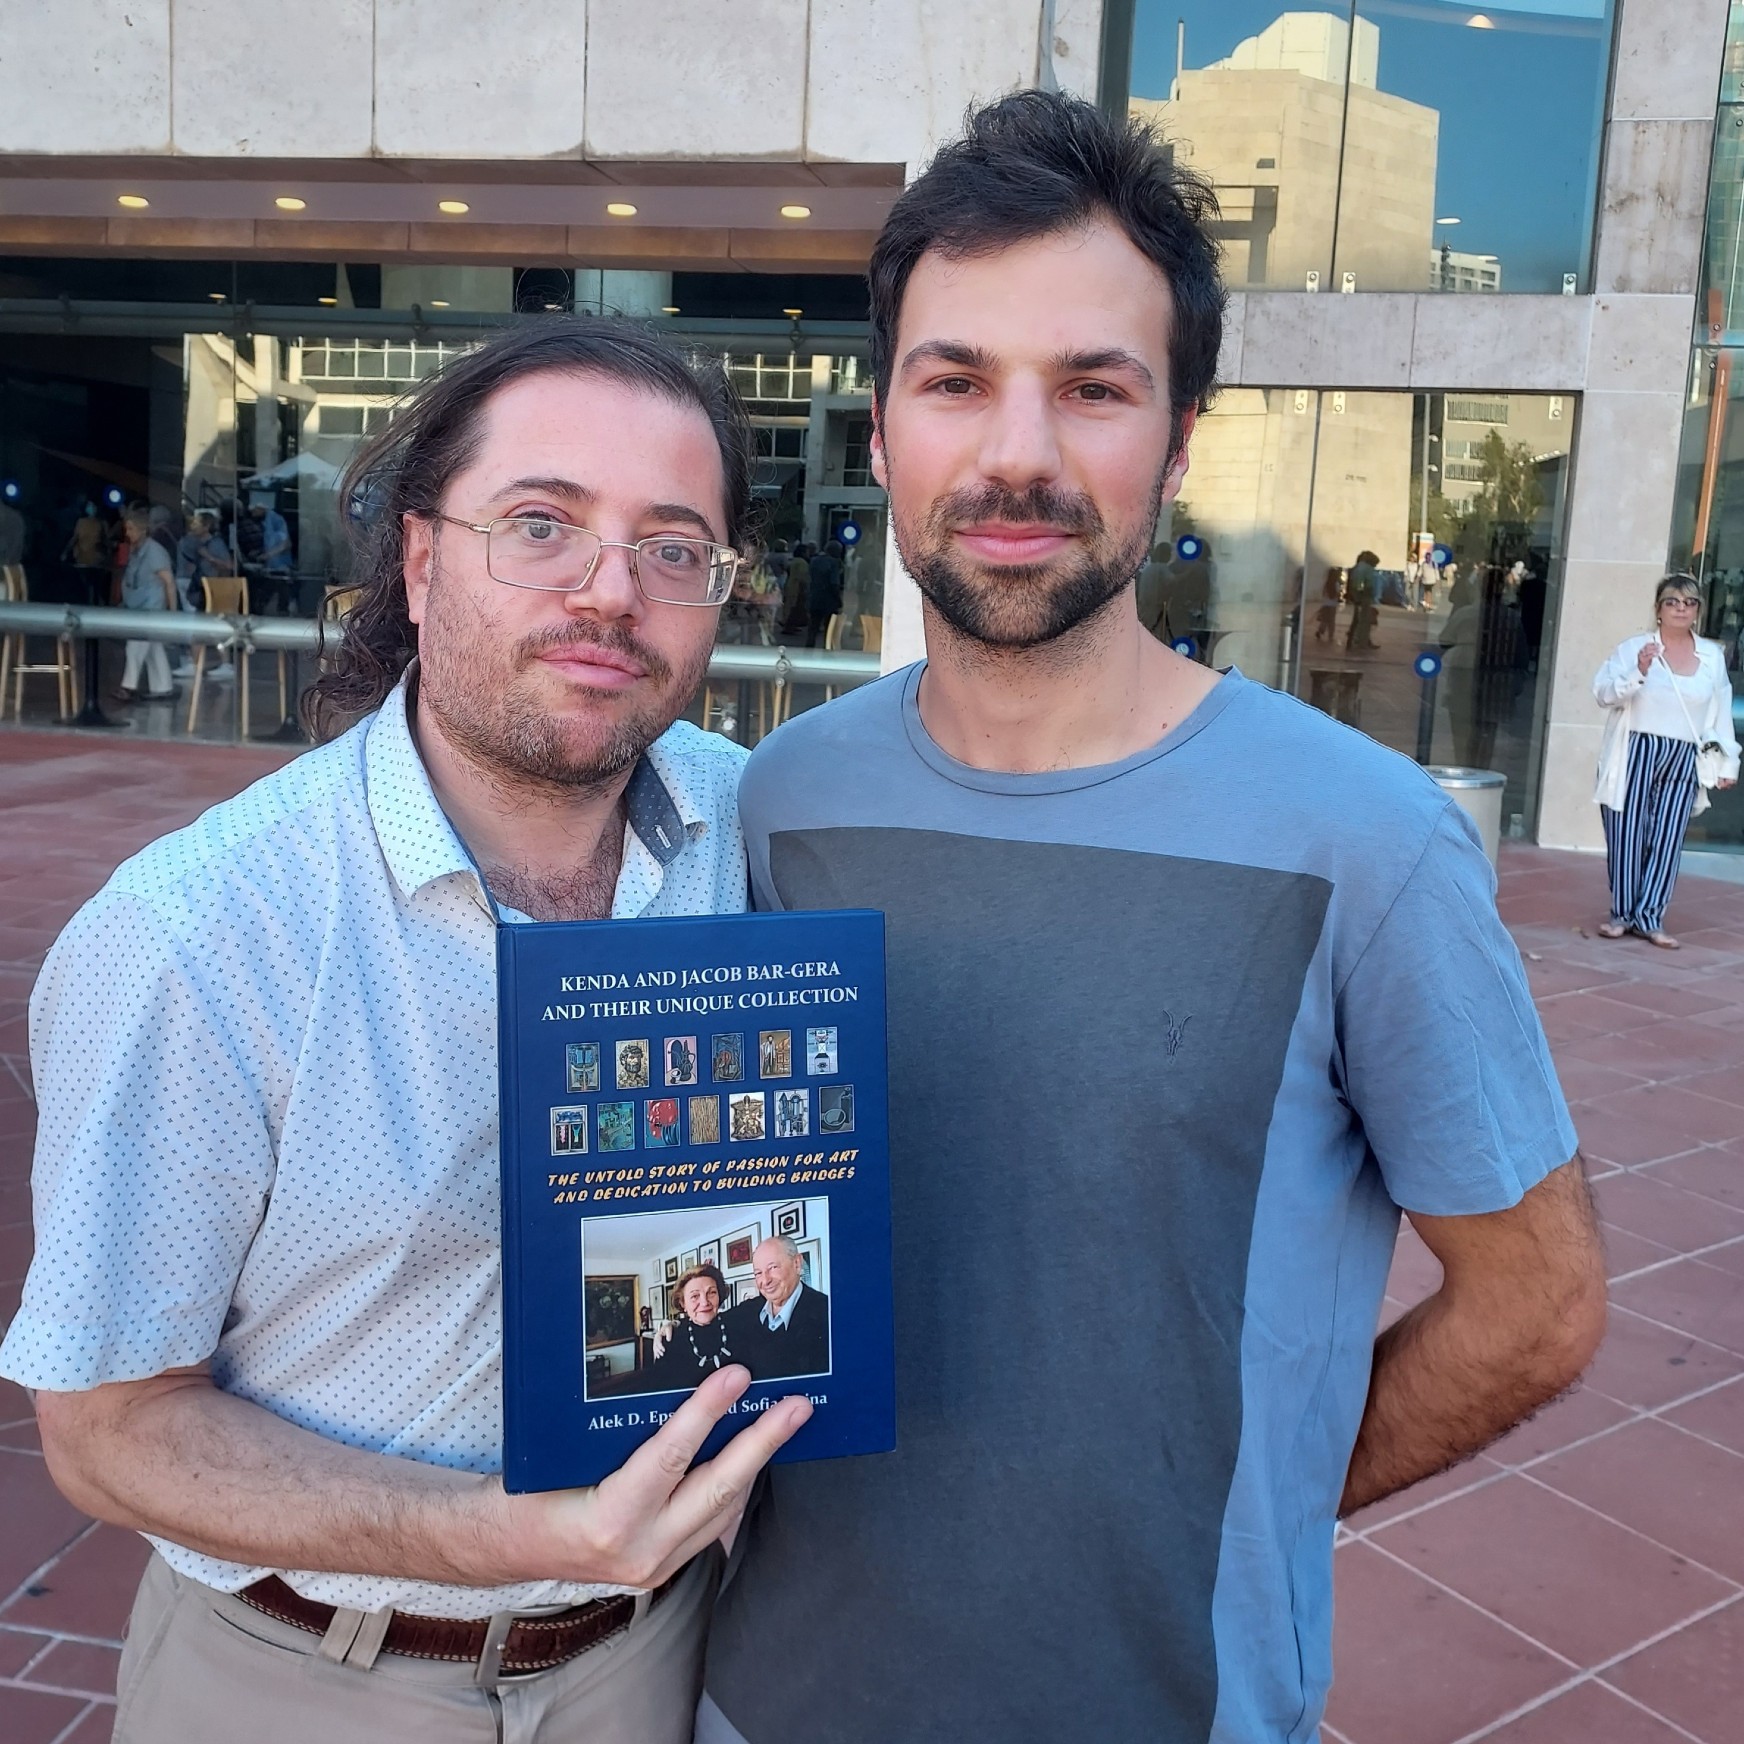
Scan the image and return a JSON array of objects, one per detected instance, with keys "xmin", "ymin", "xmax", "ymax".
[{"xmin": 1653, "ymin": 647, "xmax": 1707, "ymax": 746}]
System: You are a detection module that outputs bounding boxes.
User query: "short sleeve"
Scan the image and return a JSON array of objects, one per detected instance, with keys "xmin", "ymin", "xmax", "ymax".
[
  {"xmin": 1336, "ymin": 805, "xmax": 1578, "ymax": 1216},
  {"xmin": 0, "ymin": 894, "xmax": 277, "ymax": 1391}
]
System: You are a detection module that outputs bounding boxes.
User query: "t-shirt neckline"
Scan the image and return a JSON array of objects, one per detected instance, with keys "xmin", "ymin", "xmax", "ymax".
[{"xmin": 899, "ymin": 660, "xmax": 1247, "ymax": 795}]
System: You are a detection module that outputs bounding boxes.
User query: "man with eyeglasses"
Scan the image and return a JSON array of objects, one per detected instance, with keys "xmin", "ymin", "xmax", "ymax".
[{"xmin": 2, "ymin": 321, "xmax": 810, "ymax": 1744}]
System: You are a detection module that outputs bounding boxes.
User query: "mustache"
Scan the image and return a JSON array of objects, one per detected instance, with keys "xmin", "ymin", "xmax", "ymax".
[
  {"xmin": 925, "ymin": 482, "xmax": 1106, "ymax": 538},
  {"xmin": 514, "ymin": 621, "xmax": 674, "ymax": 684}
]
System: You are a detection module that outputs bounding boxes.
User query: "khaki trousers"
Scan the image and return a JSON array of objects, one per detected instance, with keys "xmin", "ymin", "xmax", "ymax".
[{"xmin": 114, "ymin": 1552, "xmax": 715, "ymax": 1744}]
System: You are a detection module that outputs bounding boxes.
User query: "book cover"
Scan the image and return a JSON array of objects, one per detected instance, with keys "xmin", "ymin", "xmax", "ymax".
[{"xmin": 498, "ymin": 908, "xmax": 894, "ymax": 1493}]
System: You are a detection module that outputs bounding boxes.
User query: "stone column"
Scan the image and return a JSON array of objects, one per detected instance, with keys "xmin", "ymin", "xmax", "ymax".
[{"xmin": 1536, "ymin": 0, "xmax": 1729, "ymax": 849}]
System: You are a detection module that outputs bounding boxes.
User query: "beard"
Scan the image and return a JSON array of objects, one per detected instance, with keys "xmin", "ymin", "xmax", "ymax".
[
  {"xmin": 416, "ymin": 571, "xmax": 712, "ymax": 796},
  {"xmin": 894, "ymin": 475, "xmax": 1166, "ymax": 651}
]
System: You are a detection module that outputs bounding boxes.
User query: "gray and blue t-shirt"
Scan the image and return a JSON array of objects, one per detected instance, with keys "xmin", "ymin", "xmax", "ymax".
[{"xmin": 702, "ymin": 663, "xmax": 1576, "ymax": 1744}]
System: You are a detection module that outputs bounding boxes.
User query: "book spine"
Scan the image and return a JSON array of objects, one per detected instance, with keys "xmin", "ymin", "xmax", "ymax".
[{"xmin": 495, "ymin": 926, "xmax": 526, "ymax": 1492}]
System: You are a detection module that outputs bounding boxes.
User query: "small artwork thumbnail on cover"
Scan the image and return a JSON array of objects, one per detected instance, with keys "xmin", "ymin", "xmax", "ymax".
[
  {"xmin": 774, "ymin": 1087, "xmax": 809, "ymax": 1139},
  {"xmin": 664, "ymin": 1036, "xmax": 698, "ymax": 1087},
  {"xmin": 806, "ymin": 1027, "xmax": 838, "ymax": 1075},
  {"xmin": 581, "ymin": 1195, "xmax": 832, "ymax": 1400},
  {"xmin": 759, "ymin": 1029, "xmax": 792, "ymax": 1079},
  {"xmin": 729, "ymin": 1090, "xmax": 766, "ymax": 1142},
  {"xmin": 565, "ymin": 1041, "xmax": 600, "ymax": 1094},
  {"xmin": 644, "ymin": 1098, "xmax": 681, "ymax": 1148},
  {"xmin": 689, "ymin": 1094, "xmax": 721, "ymax": 1145},
  {"xmin": 550, "ymin": 1106, "xmax": 589, "ymax": 1157},
  {"xmin": 596, "ymin": 1101, "xmax": 636, "ymax": 1152},
  {"xmin": 616, "ymin": 1038, "xmax": 650, "ymax": 1091},
  {"xmin": 711, "ymin": 1032, "xmax": 744, "ymax": 1082}
]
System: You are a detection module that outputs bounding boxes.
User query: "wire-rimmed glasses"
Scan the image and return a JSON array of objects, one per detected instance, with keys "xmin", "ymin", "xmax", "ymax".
[{"xmin": 435, "ymin": 514, "xmax": 740, "ymax": 606}]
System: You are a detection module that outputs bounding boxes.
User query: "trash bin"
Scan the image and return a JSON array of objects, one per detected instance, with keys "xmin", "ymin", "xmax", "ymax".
[{"xmin": 1426, "ymin": 766, "xmax": 1506, "ymax": 867}]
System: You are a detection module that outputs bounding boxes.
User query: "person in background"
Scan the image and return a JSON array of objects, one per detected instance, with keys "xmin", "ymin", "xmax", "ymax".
[
  {"xmin": 63, "ymin": 501, "xmax": 109, "ymax": 581},
  {"xmin": 780, "ymin": 541, "xmax": 811, "ymax": 635},
  {"xmin": 1592, "ymin": 574, "xmax": 1740, "ymax": 949},
  {"xmin": 1344, "ymin": 549, "xmax": 1380, "ymax": 651},
  {"xmin": 116, "ymin": 503, "xmax": 178, "ymax": 701},
  {"xmin": 804, "ymin": 538, "xmax": 844, "ymax": 647},
  {"xmin": 1313, "ymin": 565, "xmax": 1341, "ymax": 643},
  {"xmin": 256, "ymin": 501, "xmax": 295, "ymax": 613}
]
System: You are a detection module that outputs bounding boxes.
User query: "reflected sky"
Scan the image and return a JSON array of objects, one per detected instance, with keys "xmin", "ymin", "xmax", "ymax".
[{"xmin": 1131, "ymin": 0, "xmax": 1615, "ymax": 289}]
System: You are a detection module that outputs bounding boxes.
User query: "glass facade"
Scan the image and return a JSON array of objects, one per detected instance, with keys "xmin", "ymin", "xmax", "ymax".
[
  {"xmin": 1129, "ymin": 1, "xmax": 1616, "ymax": 294},
  {"xmin": 0, "ymin": 259, "xmax": 884, "ymax": 746},
  {"xmin": 1666, "ymin": 2, "xmax": 1744, "ymax": 848},
  {"xmin": 1151, "ymin": 386, "xmax": 1572, "ymax": 826}
]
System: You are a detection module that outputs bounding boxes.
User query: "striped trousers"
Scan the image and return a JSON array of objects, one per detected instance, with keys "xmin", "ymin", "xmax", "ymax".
[{"xmin": 1601, "ymin": 731, "xmax": 1699, "ymax": 934}]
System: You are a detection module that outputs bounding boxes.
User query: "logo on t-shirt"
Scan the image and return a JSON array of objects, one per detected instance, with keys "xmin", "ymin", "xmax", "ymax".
[{"xmin": 1162, "ymin": 1009, "xmax": 1192, "ymax": 1058}]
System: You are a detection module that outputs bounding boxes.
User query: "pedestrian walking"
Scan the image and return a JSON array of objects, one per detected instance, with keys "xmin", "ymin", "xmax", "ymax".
[{"xmin": 1593, "ymin": 574, "xmax": 1740, "ymax": 948}]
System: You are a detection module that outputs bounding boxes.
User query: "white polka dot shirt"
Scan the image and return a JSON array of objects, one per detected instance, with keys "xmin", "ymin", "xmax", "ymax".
[{"xmin": 0, "ymin": 677, "xmax": 748, "ymax": 1616}]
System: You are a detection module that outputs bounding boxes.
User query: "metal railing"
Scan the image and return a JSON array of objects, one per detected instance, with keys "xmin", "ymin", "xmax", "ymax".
[{"xmin": 0, "ymin": 602, "xmax": 882, "ymax": 690}]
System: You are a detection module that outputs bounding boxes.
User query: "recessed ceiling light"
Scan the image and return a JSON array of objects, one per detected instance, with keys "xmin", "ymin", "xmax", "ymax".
[
  {"xmin": 208, "ymin": 292, "xmax": 226, "ymax": 302},
  {"xmin": 544, "ymin": 302, "xmax": 563, "ymax": 311},
  {"xmin": 429, "ymin": 299, "xmax": 450, "ymax": 308},
  {"xmin": 275, "ymin": 196, "xmax": 307, "ymax": 212},
  {"xmin": 780, "ymin": 204, "xmax": 812, "ymax": 220},
  {"xmin": 438, "ymin": 199, "xmax": 470, "ymax": 215},
  {"xmin": 1466, "ymin": 12, "xmax": 1495, "ymax": 26},
  {"xmin": 317, "ymin": 296, "xmax": 338, "ymax": 306},
  {"xmin": 1435, "ymin": 215, "xmax": 1460, "ymax": 226},
  {"xmin": 117, "ymin": 193, "xmax": 149, "ymax": 210},
  {"xmin": 783, "ymin": 307, "xmax": 804, "ymax": 318},
  {"xmin": 661, "ymin": 305, "xmax": 681, "ymax": 315},
  {"xmin": 606, "ymin": 202, "xmax": 638, "ymax": 218}
]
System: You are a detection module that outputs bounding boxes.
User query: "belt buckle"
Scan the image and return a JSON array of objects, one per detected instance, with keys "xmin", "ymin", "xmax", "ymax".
[{"xmin": 473, "ymin": 1612, "xmax": 515, "ymax": 1691}]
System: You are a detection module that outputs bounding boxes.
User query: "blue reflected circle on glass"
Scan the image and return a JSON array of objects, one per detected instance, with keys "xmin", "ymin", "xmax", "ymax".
[
  {"xmin": 1175, "ymin": 534, "xmax": 1204, "ymax": 561},
  {"xmin": 1, "ymin": 482, "xmax": 17, "ymax": 500},
  {"xmin": 1171, "ymin": 636, "xmax": 1198, "ymax": 657},
  {"xmin": 105, "ymin": 487, "xmax": 124, "ymax": 506},
  {"xmin": 838, "ymin": 521, "xmax": 862, "ymax": 546},
  {"xmin": 1414, "ymin": 649, "xmax": 1443, "ymax": 680},
  {"xmin": 1430, "ymin": 543, "xmax": 1453, "ymax": 568}
]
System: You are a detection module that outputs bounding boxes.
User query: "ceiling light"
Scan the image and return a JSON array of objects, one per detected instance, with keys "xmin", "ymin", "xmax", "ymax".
[
  {"xmin": 430, "ymin": 299, "xmax": 450, "ymax": 308},
  {"xmin": 437, "ymin": 199, "xmax": 470, "ymax": 215},
  {"xmin": 317, "ymin": 296, "xmax": 338, "ymax": 306},
  {"xmin": 275, "ymin": 196, "xmax": 307, "ymax": 212},
  {"xmin": 1466, "ymin": 12, "xmax": 1495, "ymax": 26},
  {"xmin": 606, "ymin": 202, "xmax": 638, "ymax": 218},
  {"xmin": 544, "ymin": 302, "xmax": 563, "ymax": 311},
  {"xmin": 780, "ymin": 204, "xmax": 812, "ymax": 220},
  {"xmin": 661, "ymin": 305, "xmax": 681, "ymax": 315},
  {"xmin": 1435, "ymin": 215, "xmax": 1460, "ymax": 226},
  {"xmin": 117, "ymin": 193, "xmax": 149, "ymax": 209},
  {"xmin": 783, "ymin": 307, "xmax": 804, "ymax": 318},
  {"xmin": 208, "ymin": 292, "xmax": 226, "ymax": 302}
]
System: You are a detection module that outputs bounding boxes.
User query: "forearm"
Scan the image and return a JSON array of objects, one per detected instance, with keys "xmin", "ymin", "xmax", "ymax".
[
  {"xmin": 39, "ymin": 1375, "xmax": 521, "ymax": 1587},
  {"xmin": 1340, "ymin": 1279, "xmax": 1595, "ymax": 1517}
]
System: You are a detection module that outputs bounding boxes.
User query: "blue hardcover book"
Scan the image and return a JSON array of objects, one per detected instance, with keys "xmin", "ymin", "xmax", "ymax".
[{"xmin": 497, "ymin": 908, "xmax": 894, "ymax": 1493}]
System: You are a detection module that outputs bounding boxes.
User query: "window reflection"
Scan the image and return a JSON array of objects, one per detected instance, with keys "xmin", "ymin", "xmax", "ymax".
[
  {"xmin": 1129, "ymin": 1, "xmax": 1614, "ymax": 294},
  {"xmin": 1145, "ymin": 386, "xmax": 1570, "ymax": 828}
]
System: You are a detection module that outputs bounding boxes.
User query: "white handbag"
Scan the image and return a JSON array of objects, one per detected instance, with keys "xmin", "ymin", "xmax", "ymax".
[{"xmin": 1656, "ymin": 648, "xmax": 1727, "ymax": 789}]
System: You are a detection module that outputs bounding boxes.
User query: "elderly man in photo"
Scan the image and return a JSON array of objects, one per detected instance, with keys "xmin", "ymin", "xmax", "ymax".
[
  {"xmin": 1, "ymin": 320, "xmax": 809, "ymax": 1744},
  {"xmin": 723, "ymin": 1238, "xmax": 831, "ymax": 1381},
  {"xmin": 701, "ymin": 92, "xmax": 1605, "ymax": 1744}
]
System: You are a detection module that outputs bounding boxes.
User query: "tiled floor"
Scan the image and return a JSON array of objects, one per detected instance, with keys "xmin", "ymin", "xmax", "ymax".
[{"xmin": 1, "ymin": 743, "xmax": 1743, "ymax": 1742}]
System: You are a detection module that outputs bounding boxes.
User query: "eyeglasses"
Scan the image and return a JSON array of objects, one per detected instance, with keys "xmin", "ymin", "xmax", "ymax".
[
  {"xmin": 1660, "ymin": 595, "xmax": 1701, "ymax": 610},
  {"xmin": 435, "ymin": 514, "xmax": 739, "ymax": 606}
]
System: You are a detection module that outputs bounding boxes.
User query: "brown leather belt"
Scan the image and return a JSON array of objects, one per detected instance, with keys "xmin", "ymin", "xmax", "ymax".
[{"xmin": 237, "ymin": 1571, "xmax": 678, "ymax": 1676}]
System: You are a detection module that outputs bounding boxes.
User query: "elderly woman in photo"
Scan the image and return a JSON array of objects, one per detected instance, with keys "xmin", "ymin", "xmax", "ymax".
[
  {"xmin": 648, "ymin": 1262, "xmax": 736, "ymax": 1389},
  {"xmin": 1592, "ymin": 575, "xmax": 1740, "ymax": 949}
]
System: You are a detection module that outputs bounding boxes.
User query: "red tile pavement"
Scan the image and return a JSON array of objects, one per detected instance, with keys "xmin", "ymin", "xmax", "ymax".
[{"xmin": 3, "ymin": 739, "xmax": 1744, "ymax": 1741}]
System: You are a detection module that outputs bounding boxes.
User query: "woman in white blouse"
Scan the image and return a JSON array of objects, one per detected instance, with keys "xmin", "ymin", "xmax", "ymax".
[{"xmin": 1592, "ymin": 574, "xmax": 1740, "ymax": 947}]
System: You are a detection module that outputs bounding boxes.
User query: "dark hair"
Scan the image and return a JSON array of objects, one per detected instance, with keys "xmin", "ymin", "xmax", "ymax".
[
  {"xmin": 302, "ymin": 317, "xmax": 758, "ymax": 742},
  {"xmin": 868, "ymin": 90, "xmax": 1224, "ymax": 461},
  {"xmin": 671, "ymin": 1263, "xmax": 729, "ymax": 1320}
]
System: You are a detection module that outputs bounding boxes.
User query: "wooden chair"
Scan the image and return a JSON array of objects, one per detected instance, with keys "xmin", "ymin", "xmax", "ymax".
[
  {"xmin": 859, "ymin": 613, "xmax": 883, "ymax": 656},
  {"xmin": 4, "ymin": 564, "xmax": 78, "ymax": 721},
  {"xmin": 186, "ymin": 576, "xmax": 250, "ymax": 737}
]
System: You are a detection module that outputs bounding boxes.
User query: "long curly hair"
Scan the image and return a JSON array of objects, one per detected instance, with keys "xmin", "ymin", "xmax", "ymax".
[{"xmin": 302, "ymin": 317, "xmax": 758, "ymax": 742}]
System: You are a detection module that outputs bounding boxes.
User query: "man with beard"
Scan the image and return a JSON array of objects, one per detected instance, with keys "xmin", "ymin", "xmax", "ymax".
[
  {"xmin": 3, "ymin": 321, "xmax": 810, "ymax": 1744},
  {"xmin": 702, "ymin": 94, "xmax": 1603, "ymax": 1743}
]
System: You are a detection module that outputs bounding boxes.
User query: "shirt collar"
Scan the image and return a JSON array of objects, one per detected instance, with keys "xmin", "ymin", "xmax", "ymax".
[
  {"xmin": 363, "ymin": 671, "xmax": 708, "ymax": 908},
  {"xmin": 761, "ymin": 1282, "xmax": 804, "ymax": 1331}
]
